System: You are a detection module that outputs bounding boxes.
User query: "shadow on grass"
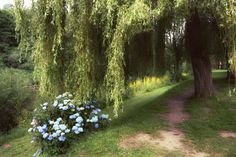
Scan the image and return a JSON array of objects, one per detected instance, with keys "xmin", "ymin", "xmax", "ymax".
[{"xmin": 110, "ymin": 80, "xmax": 193, "ymax": 133}]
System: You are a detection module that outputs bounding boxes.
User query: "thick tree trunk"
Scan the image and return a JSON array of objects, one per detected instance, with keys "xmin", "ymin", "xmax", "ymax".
[
  {"xmin": 186, "ymin": 10, "xmax": 214, "ymax": 97},
  {"xmin": 191, "ymin": 53, "xmax": 213, "ymax": 97}
]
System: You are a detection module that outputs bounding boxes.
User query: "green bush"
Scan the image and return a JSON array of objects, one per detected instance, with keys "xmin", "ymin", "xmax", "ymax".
[
  {"xmin": 0, "ymin": 68, "xmax": 35, "ymax": 133},
  {"xmin": 2, "ymin": 48, "xmax": 33, "ymax": 70}
]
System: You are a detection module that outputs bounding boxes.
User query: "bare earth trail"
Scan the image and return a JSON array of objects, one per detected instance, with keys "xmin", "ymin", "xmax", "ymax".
[{"xmin": 119, "ymin": 88, "xmax": 209, "ymax": 157}]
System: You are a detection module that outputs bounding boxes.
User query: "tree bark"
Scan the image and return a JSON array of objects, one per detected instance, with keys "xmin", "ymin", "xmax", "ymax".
[{"xmin": 186, "ymin": 10, "xmax": 214, "ymax": 97}]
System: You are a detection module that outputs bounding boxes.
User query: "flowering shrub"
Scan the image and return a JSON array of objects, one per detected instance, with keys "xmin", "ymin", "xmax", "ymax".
[{"xmin": 28, "ymin": 92, "xmax": 111, "ymax": 156}]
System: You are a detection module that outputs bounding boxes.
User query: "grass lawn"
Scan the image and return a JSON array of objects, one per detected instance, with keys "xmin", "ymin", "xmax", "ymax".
[{"xmin": 0, "ymin": 70, "xmax": 235, "ymax": 157}]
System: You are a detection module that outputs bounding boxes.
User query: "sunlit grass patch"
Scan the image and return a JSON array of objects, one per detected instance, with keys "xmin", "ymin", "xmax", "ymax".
[{"xmin": 128, "ymin": 75, "xmax": 171, "ymax": 96}]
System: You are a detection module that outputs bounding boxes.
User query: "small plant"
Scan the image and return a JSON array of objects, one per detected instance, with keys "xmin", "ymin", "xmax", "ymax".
[{"xmin": 28, "ymin": 92, "xmax": 111, "ymax": 156}]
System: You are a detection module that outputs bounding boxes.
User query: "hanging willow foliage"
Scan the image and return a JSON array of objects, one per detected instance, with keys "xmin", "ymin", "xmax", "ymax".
[
  {"xmin": 15, "ymin": 0, "xmax": 67, "ymax": 98},
  {"xmin": 105, "ymin": 0, "xmax": 162, "ymax": 116},
  {"xmin": 67, "ymin": 0, "xmax": 96, "ymax": 100},
  {"xmin": 14, "ymin": 0, "xmax": 33, "ymax": 58},
  {"xmin": 15, "ymin": 0, "xmax": 236, "ymax": 116}
]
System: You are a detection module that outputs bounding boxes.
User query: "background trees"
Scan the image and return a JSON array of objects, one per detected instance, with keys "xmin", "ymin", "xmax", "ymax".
[{"xmin": 0, "ymin": 9, "xmax": 16, "ymax": 53}]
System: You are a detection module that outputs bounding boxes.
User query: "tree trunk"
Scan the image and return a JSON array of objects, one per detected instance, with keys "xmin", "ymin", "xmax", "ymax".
[
  {"xmin": 173, "ymin": 37, "xmax": 182, "ymax": 82},
  {"xmin": 186, "ymin": 10, "xmax": 214, "ymax": 97},
  {"xmin": 156, "ymin": 18, "xmax": 166, "ymax": 76},
  {"xmin": 191, "ymin": 53, "xmax": 213, "ymax": 97},
  {"xmin": 151, "ymin": 0, "xmax": 157, "ymax": 75}
]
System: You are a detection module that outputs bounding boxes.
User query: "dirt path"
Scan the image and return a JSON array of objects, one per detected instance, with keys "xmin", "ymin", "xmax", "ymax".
[
  {"xmin": 119, "ymin": 88, "xmax": 210, "ymax": 157},
  {"xmin": 162, "ymin": 88, "xmax": 193, "ymax": 127}
]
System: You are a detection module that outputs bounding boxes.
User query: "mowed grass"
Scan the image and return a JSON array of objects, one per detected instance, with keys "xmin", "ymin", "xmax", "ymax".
[
  {"xmin": 0, "ymin": 81, "xmax": 192, "ymax": 157},
  {"xmin": 181, "ymin": 70, "xmax": 236, "ymax": 157}
]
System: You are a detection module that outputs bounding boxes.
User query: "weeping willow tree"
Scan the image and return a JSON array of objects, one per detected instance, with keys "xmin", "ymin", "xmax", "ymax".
[
  {"xmin": 15, "ymin": 0, "xmax": 67, "ymax": 98},
  {"xmin": 184, "ymin": 0, "xmax": 236, "ymax": 97},
  {"xmin": 15, "ymin": 0, "xmax": 236, "ymax": 116},
  {"xmin": 66, "ymin": 0, "xmax": 96, "ymax": 100},
  {"xmin": 105, "ymin": 0, "xmax": 164, "ymax": 116},
  {"xmin": 222, "ymin": 0, "xmax": 236, "ymax": 78}
]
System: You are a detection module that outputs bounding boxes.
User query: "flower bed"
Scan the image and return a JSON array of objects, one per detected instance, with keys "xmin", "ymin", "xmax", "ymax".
[{"xmin": 28, "ymin": 92, "xmax": 111, "ymax": 156}]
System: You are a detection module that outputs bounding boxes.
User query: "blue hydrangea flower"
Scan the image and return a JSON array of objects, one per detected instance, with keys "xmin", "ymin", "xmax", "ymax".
[
  {"xmin": 56, "ymin": 117, "xmax": 62, "ymax": 122},
  {"xmin": 49, "ymin": 120, "xmax": 54, "ymax": 125},
  {"xmin": 65, "ymin": 129, "xmax": 70, "ymax": 133},
  {"xmin": 91, "ymin": 116, "xmax": 98, "ymax": 123},
  {"xmin": 95, "ymin": 123, "xmax": 99, "ymax": 129},
  {"xmin": 72, "ymin": 126, "xmax": 78, "ymax": 131},
  {"xmin": 43, "ymin": 133, "xmax": 49, "ymax": 139},
  {"xmin": 58, "ymin": 103, "xmax": 63, "ymax": 108},
  {"xmin": 47, "ymin": 135, "xmax": 53, "ymax": 141},
  {"xmin": 79, "ymin": 107, "xmax": 85, "ymax": 111},
  {"xmin": 78, "ymin": 127, "xmax": 83, "ymax": 133},
  {"xmin": 58, "ymin": 135, "xmax": 66, "ymax": 142},
  {"xmin": 74, "ymin": 130, "xmax": 80, "ymax": 134},
  {"xmin": 74, "ymin": 113, "xmax": 80, "ymax": 117},
  {"xmin": 85, "ymin": 105, "xmax": 90, "ymax": 109},
  {"xmin": 53, "ymin": 100, "xmax": 58, "ymax": 107},
  {"xmin": 75, "ymin": 123, "xmax": 81, "ymax": 127},
  {"xmin": 56, "ymin": 130, "xmax": 62, "ymax": 134},
  {"xmin": 37, "ymin": 126, "xmax": 43, "ymax": 133},
  {"xmin": 76, "ymin": 117, "xmax": 83, "ymax": 123},
  {"xmin": 92, "ymin": 110, "xmax": 98, "ymax": 115},
  {"xmin": 28, "ymin": 128, "xmax": 33, "ymax": 133},
  {"xmin": 101, "ymin": 114, "xmax": 109, "ymax": 119},
  {"xmin": 69, "ymin": 114, "xmax": 76, "ymax": 119},
  {"xmin": 62, "ymin": 106, "xmax": 69, "ymax": 111},
  {"xmin": 53, "ymin": 125, "xmax": 59, "ymax": 130},
  {"xmin": 41, "ymin": 124, "xmax": 47, "ymax": 131},
  {"xmin": 52, "ymin": 132, "xmax": 58, "ymax": 138},
  {"xmin": 69, "ymin": 103, "xmax": 75, "ymax": 108},
  {"xmin": 56, "ymin": 95, "xmax": 62, "ymax": 100},
  {"xmin": 96, "ymin": 108, "xmax": 101, "ymax": 113},
  {"xmin": 59, "ymin": 124, "xmax": 67, "ymax": 131},
  {"xmin": 54, "ymin": 121, "xmax": 59, "ymax": 125},
  {"xmin": 43, "ymin": 102, "xmax": 48, "ymax": 106}
]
